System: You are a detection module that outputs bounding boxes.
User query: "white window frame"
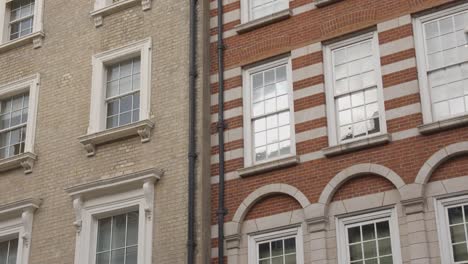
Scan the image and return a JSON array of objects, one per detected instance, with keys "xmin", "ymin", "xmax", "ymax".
[
  {"xmin": 0, "ymin": 0, "xmax": 44, "ymax": 45},
  {"xmin": 247, "ymin": 226, "xmax": 304, "ymax": 264},
  {"xmin": 93, "ymin": 0, "xmax": 150, "ymax": 11},
  {"xmin": 0, "ymin": 74, "xmax": 39, "ymax": 174},
  {"xmin": 89, "ymin": 38, "xmax": 152, "ymax": 135},
  {"xmin": 91, "ymin": 0, "xmax": 152, "ymax": 27},
  {"xmin": 242, "ymin": 56, "xmax": 296, "ymax": 167},
  {"xmin": 335, "ymin": 208, "xmax": 403, "ymax": 264},
  {"xmin": 413, "ymin": 3, "xmax": 468, "ymax": 124},
  {"xmin": 67, "ymin": 169, "xmax": 161, "ymax": 264},
  {"xmin": 0, "ymin": 199, "xmax": 41, "ymax": 264},
  {"xmin": 435, "ymin": 194, "xmax": 468, "ymax": 264},
  {"xmin": 323, "ymin": 31, "xmax": 387, "ymax": 146},
  {"xmin": 240, "ymin": 0, "xmax": 290, "ymax": 24}
]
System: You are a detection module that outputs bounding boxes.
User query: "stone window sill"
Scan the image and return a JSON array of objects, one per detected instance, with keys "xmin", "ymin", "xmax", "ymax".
[
  {"xmin": 90, "ymin": 0, "xmax": 151, "ymax": 27},
  {"xmin": 322, "ymin": 134, "xmax": 391, "ymax": 157},
  {"xmin": 235, "ymin": 9, "xmax": 291, "ymax": 34},
  {"xmin": 0, "ymin": 31, "xmax": 44, "ymax": 53},
  {"xmin": 315, "ymin": 0, "xmax": 343, "ymax": 7},
  {"xmin": 0, "ymin": 152, "xmax": 37, "ymax": 174},
  {"xmin": 78, "ymin": 119, "xmax": 154, "ymax": 157},
  {"xmin": 238, "ymin": 155, "xmax": 300, "ymax": 178},
  {"xmin": 418, "ymin": 114, "xmax": 468, "ymax": 135}
]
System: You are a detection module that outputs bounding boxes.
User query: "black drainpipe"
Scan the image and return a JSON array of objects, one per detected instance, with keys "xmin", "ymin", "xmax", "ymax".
[
  {"xmin": 187, "ymin": 0, "xmax": 198, "ymax": 262},
  {"xmin": 216, "ymin": 0, "xmax": 226, "ymax": 263}
]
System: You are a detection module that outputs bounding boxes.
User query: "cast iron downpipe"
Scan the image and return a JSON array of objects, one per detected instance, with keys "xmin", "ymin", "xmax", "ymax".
[
  {"xmin": 187, "ymin": 0, "xmax": 198, "ymax": 262},
  {"xmin": 216, "ymin": 0, "xmax": 226, "ymax": 263}
]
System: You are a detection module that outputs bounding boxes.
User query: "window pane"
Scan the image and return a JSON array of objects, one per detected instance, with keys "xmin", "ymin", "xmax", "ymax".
[
  {"xmin": 254, "ymin": 118, "xmax": 266, "ymax": 133},
  {"xmin": 271, "ymin": 240, "xmax": 283, "ymax": 257},
  {"xmin": 352, "ymin": 106, "xmax": 365, "ymax": 122},
  {"xmin": 425, "ymin": 21, "xmax": 439, "ymax": 38},
  {"xmin": 337, "ymin": 96, "xmax": 351, "ymax": 110},
  {"xmin": 126, "ymin": 212, "xmax": 139, "ymax": 246},
  {"xmin": 255, "ymin": 146, "xmax": 267, "ymax": 161},
  {"xmin": 364, "ymin": 259, "xmax": 377, "ymax": 264},
  {"xmin": 266, "ymin": 129, "xmax": 278, "ymax": 144},
  {"xmin": 380, "ymin": 256, "xmax": 393, "ymax": 264},
  {"xmin": 450, "ymin": 225, "xmax": 466, "ymax": 243},
  {"xmin": 255, "ymin": 131, "xmax": 266, "ymax": 147},
  {"xmin": 265, "ymin": 98, "xmax": 276, "ymax": 113},
  {"xmin": 348, "ymin": 226, "xmax": 361, "ymax": 243},
  {"xmin": 276, "ymin": 66, "xmax": 287, "ymax": 82},
  {"xmin": 271, "ymin": 256, "xmax": 283, "ymax": 264},
  {"xmin": 351, "ymin": 92, "xmax": 365, "ymax": 107},
  {"xmin": 259, "ymin": 242, "xmax": 270, "ymax": 259},
  {"xmin": 125, "ymin": 246, "xmax": 138, "ymax": 264},
  {"xmin": 363, "ymin": 241, "xmax": 377, "ymax": 258},
  {"xmin": 339, "ymin": 110, "xmax": 352, "ymax": 125},
  {"xmin": 265, "ymin": 84, "xmax": 276, "ymax": 99},
  {"xmin": 279, "ymin": 140, "xmax": 290, "ymax": 156},
  {"xmin": 119, "ymin": 77, "xmax": 132, "ymax": 94},
  {"xmin": 254, "ymin": 87, "xmax": 264, "ymax": 102},
  {"xmin": 277, "ymin": 95, "xmax": 288, "ymax": 110},
  {"xmin": 119, "ymin": 112, "xmax": 132, "ymax": 126},
  {"xmin": 349, "ymin": 244, "xmax": 363, "ymax": 261},
  {"xmin": 96, "ymin": 252, "xmax": 110, "ymax": 264},
  {"xmin": 0, "ymin": 240, "xmax": 8, "ymax": 264},
  {"xmin": 132, "ymin": 74, "xmax": 140, "ymax": 91},
  {"xmin": 264, "ymin": 69, "xmax": 275, "ymax": 85},
  {"xmin": 353, "ymin": 121, "xmax": 367, "ymax": 138},
  {"xmin": 133, "ymin": 58, "xmax": 141, "ymax": 74},
  {"xmin": 449, "ymin": 207, "xmax": 464, "ymax": 225},
  {"xmin": 267, "ymin": 143, "xmax": 279, "ymax": 159},
  {"xmin": 266, "ymin": 115, "xmax": 278, "ymax": 129},
  {"xmin": 107, "ymin": 81, "xmax": 119, "ymax": 98},
  {"xmin": 111, "ymin": 215, "xmax": 127, "ymax": 249},
  {"xmin": 376, "ymin": 221, "xmax": 390, "ymax": 238},
  {"xmin": 120, "ymin": 61, "xmax": 132, "ymax": 77},
  {"xmin": 97, "ymin": 217, "xmax": 112, "ymax": 252},
  {"xmin": 120, "ymin": 95, "xmax": 132, "ymax": 113},
  {"xmin": 253, "ymin": 73, "xmax": 263, "ymax": 89},
  {"xmin": 7, "ymin": 239, "xmax": 17, "ymax": 264},
  {"xmin": 284, "ymin": 254, "xmax": 296, "ymax": 264},
  {"xmin": 284, "ymin": 238, "xmax": 295, "ymax": 254},
  {"xmin": 107, "ymin": 100, "xmax": 119, "ymax": 117},
  {"xmin": 107, "ymin": 116, "xmax": 118, "ymax": 129},
  {"xmin": 278, "ymin": 126, "xmax": 290, "ymax": 141},
  {"xmin": 111, "ymin": 249, "xmax": 125, "ymax": 264},
  {"xmin": 362, "ymin": 224, "xmax": 375, "ymax": 241},
  {"xmin": 453, "ymin": 243, "xmax": 468, "ymax": 262},
  {"xmin": 378, "ymin": 238, "xmax": 392, "ymax": 256}
]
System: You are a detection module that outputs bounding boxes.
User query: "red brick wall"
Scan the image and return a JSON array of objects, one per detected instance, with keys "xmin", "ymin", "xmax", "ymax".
[
  {"xmin": 210, "ymin": 129, "xmax": 468, "ymax": 225},
  {"xmin": 332, "ymin": 174, "xmax": 396, "ymax": 202},
  {"xmin": 244, "ymin": 194, "xmax": 302, "ymax": 220},
  {"xmin": 209, "ymin": 0, "xmax": 467, "ymax": 258},
  {"xmin": 430, "ymin": 155, "xmax": 468, "ymax": 182}
]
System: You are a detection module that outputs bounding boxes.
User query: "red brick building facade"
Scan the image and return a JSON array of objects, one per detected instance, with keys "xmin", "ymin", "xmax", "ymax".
[{"xmin": 210, "ymin": 0, "xmax": 468, "ymax": 263}]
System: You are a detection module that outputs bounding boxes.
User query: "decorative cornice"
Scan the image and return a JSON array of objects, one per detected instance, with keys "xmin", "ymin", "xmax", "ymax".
[
  {"xmin": 0, "ymin": 198, "xmax": 42, "ymax": 221},
  {"xmin": 65, "ymin": 168, "xmax": 163, "ymax": 199}
]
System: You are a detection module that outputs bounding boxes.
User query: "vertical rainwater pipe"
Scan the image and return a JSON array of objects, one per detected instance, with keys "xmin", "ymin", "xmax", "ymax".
[{"xmin": 216, "ymin": 0, "xmax": 226, "ymax": 262}]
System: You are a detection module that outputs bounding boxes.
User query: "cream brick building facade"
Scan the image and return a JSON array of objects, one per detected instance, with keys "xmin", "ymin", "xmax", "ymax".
[{"xmin": 0, "ymin": 0, "xmax": 211, "ymax": 264}]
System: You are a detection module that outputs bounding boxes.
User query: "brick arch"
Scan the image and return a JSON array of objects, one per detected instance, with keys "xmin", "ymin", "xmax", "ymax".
[
  {"xmin": 244, "ymin": 194, "xmax": 302, "ymax": 220},
  {"xmin": 230, "ymin": 184, "xmax": 311, "ymax": 235},
  {"xmin": 331, "ymin": 174, "xmax": 396, "ymax": 202},
  {"xmin": 415, "ymin": 142, "xmax": 468, "ymax": 184},
  {"xmin": 318, "ymin": 163, "xmax": 406, "ymax": 206}
]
